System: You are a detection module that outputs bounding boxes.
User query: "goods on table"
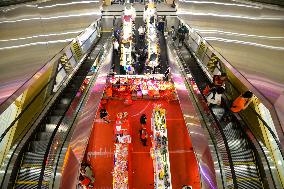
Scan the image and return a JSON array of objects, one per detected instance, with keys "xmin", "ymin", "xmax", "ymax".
[
  {"xmin": 151, "ymin": 106, "xmax": 172, "ymax": 189},
  {"xmin": 113, "ymin": 143, "xmax": 129, "ymax": 189}
]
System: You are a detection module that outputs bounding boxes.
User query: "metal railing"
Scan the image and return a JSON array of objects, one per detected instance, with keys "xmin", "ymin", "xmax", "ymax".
[{"xmin": 0, "ymin": 18, "xmax": 102, "ymax": 187}]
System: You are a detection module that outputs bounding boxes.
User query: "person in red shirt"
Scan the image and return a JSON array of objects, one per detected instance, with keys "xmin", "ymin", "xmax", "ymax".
[
  {"xmin": 79, "ymin": 174, "xmax": 93, "ymax": 188},
  {"xmin": 140, "ymin": 128, "xmax": 148, "ymax": 146},
  {"xmin": 230, "ymin": 91, "xmax": 253, "ymax": 113},
  {"xmin": 213, "ymin": 73, "xmax": 227, "ymax": 87}
]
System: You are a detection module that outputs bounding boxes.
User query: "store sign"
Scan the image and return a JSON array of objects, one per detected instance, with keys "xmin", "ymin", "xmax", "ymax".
[
  {"xmin": 196, "ymin": 41, "xmax": 206, "ymax": 58},
  {"xmin": 207, "ymin": 53, "xmax": 219, "ymax": 73},
  {"xmin": 71, "ymin": 41, "xmax": 82, "ymax": 62},
  {"xmin": 59, "ymin": 53, "xmax": 73, "ymax": 74}
]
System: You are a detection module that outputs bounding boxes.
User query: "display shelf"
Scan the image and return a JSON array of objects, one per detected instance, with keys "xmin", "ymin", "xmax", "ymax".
[{"xmin": 151, "ymin": 106, "xmax": 172, "ymax": 189}]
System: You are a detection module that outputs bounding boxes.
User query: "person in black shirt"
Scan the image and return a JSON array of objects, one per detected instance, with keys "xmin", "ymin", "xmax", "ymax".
[
  {"xmin": 100, "ymin": 108, "xmax": 110, "ymax": 123},
  {"xmin": 140, "ymin": 114, "xmax": 147, "ymax": 126}
]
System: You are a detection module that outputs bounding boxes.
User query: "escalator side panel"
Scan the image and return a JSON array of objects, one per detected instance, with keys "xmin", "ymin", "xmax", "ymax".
[
  {"xmin": 166, "ymin": 40, "xmax": 218, "ymax": 189},
  {"xmin": 59, "ymin": 42, "xmax": 113, "ymax": 189}
]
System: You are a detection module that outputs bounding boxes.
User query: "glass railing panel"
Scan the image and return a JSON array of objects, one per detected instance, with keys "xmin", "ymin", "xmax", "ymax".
[
  {"xmin": 0, "ymin": 18, "xmax": 102, "ymax": 187},
  {"xmin": 178, "ymin": 18, "xmax": 284, "ymax": 188}
]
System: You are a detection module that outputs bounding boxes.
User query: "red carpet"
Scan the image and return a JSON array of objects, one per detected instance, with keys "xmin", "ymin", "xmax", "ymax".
[{"xmin": 86, "ymin": 99, "xmax": 200, "ymax": 189}]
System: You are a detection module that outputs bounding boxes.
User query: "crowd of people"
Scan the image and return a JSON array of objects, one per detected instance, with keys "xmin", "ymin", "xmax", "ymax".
[
  {"xmin": 112, "ymin": 13, "xmax": 169, "ymax": 76},
  {"xmin": 201, "ymin": 72, "xmax": 254, "ymax": 123}
]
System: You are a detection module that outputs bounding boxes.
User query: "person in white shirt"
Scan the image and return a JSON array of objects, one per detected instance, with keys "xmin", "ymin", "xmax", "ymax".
[
  {"xmin": 206, "ymin": 86, "xmax": 225, "ymax": 107},
  {"xmin": 138, "ymin": 26, "xmax": 145, "ymax": 41},
  {"xmin": 113, "ymin": 40, "xmax": 119, "ymax": 55}
]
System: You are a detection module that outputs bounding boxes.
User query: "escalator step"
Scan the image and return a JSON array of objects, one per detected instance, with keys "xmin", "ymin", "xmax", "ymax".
[
  {"xmin": 14, "ymin": 182, "xmax": 49, "ymax": 189},
  {"xmin": 22, "ymin": 152, "xmax": 45, "ymax": 165},
  {"xmin": 44, "ymin": 124, "xmax": 57, "ymax": 132},
  {"xmin": 30, "ymin": 141, "xmax": 48, "ymax": 152},
  {"xmin": 50, "ymin": 108, "xmax": 66, "ymax": 116},
  {"xmin": 60, "ymin": 98, "xmax": 71, "ymax": 105},
  {"xmin": 37, "ymin": 132, "xmax": 52, "ymax": 141},
  {"xmin": 46, "ymin": 116, "xmax": 61, "ymax": 124}
]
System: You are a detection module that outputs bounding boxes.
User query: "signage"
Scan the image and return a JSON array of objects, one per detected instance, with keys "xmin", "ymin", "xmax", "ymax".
[
  {"xmin": 207, "ymin": 53, "xmax": 219, "ymax": 73},
  {"xmin": 71, "ymin": 41, "xmax": 82, "ymax": 62}
]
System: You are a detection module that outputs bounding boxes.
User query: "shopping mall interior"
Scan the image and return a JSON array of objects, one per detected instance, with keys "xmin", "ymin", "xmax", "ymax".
[{"xmin": 0, "ymin": 0, "xmax": 284, "ymax": 188}]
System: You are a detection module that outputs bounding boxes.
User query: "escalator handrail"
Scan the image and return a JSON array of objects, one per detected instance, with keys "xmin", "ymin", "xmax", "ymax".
[
  {"xmin": 182, "ymin": 34, "xmax": 284, "ymax": 161},
  {"xmin": 0, "ymin": 22, "xmax": 102, "ymax": 188},
  {"xmin": 0, "ymin": 19, "xmax": 101, "ymax": 145},
  {"xmin": 182, "ymin": 39, "xmax": 279, "ymax": 188},
  {"xmin": 178, "ymin": 18, "xmax": 283, "ymax": 146},
  {"xmin": 177, "ymin": 17, "xmax": 274, "ymax": 106},
  {"xmin": 50, "ymin": 38, "xmax": 112, "ymax": 188},
  {"xmin": 168, "ymin": 39, "xmax": 235, "ymax": 189},
  {"xmin": 0, "ymin": 18, "xmax": 101, "ymax": 114}
]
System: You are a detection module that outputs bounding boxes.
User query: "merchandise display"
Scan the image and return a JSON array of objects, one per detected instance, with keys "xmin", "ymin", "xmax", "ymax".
[
  {"xmin": 151, "ymin": 106, "xmax": 172, "ymax": 189},
  {"xmin": 120, "ymin": 4, "xmax": 136, "ymax": 72},
  {"xmin": 113, "ymin": 143, "xmax": 129, "ymax": 189},
  {"xmin": 106, "ymin": 75, "xmax": 175, "ymax": 99},
  {"xmin": 144, "ymin": 3, "xmax": 159, "ymax": 69},
  {"xmin": 113, "ymin": 112, "xmax": 131, "ymax": 189}
]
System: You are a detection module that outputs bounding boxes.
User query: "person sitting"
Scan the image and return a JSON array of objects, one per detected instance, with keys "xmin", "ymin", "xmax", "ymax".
[
  {"xmin": 100, "ymin": 108, "xmax": 110, "ymax": 123},
  {"xmin": 230, "ymin": 91, "xmax": 253, "ymax": 113},
  {"xmin": 213, "ymin": 73, "xmax": 227, "ymax": 87},
  {"xmin": 206, "ymin": 86, "xmax": 225, "ymax": 107}
]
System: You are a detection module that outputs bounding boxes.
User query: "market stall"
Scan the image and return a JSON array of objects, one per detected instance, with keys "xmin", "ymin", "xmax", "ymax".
[
  {"xmin": 151, "ymin": 106, "xmax": 172, "ymax": 189},
  {"xmin": 144, "ymin": 3, "xmax": 159, "ymax": 70},
  {"xmin": 106, "ymin": 75, "xmax": 176, "ymax": 100},
  {"xmin": 120, "ymin": 4, "xmax": 136, "ymax": 74},
  {"xmin": 113, "ymin": 112, "xmax": 132, "ymax": 189}
]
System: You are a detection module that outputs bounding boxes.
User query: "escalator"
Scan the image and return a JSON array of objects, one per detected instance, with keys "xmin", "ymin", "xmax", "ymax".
[
  {"xmin": 173, "ymin": 42, "xmax": 265, "ymax": 189},
  {"xmin": 4, "ymin": 33, "xmax": 111, "ymax": 189}
]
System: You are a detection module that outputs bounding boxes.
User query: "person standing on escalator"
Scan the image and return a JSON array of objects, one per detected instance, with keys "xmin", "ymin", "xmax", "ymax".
[
  {"xmin": 138, "ymin": 25, "xmax": 145, "ymax": 41},
  {"xmin": 113, "ymin": 40, "xmax": 119, "ymax": 55},
  {"xmin": 230, "ymin": 91, "xmax": 253, "ymax": 113},
  {"xmin": 178, "ymin": 24, "xmax": 189, "ymax": 47}
]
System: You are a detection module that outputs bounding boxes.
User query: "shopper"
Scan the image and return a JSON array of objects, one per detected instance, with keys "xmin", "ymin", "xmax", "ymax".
[
  {"xmin": 213, "ymin": 73, "xmax": 227, "ymax": 87},
  {"xmin": 202, "ymin": 83, "xmax": 215, "ymax": 96},
  {"xmin": 182, "ymin": 185, "xmax": 192, "ymax": 189},
  {"xmin": 140, "ymin": 128, "xmax": 148, "ymax": 146},
  {"xmin": 178, "ymin": 24, "xmax": 189, "ymax": 46},
  {"xmin": 100, "ymin": 108, "xmax": 110, "ymax": 123},
  {"xmin": 79, "ymin": 174, "xmax": 93, "ymax": 189},
  {"xmin": 169, "ymin": 26, "xmax": 177, "ymax": 41},
  {"xmin": 138, "ymin": 25, "xmax": 145, "ymax": 41},
  {"xmin": 113, "ymin": 40, "xmax": 119, "ymax": 55},
  {"xmin": 140, "ymin": 114, "xmax": 147, "ymax": 127},
  {"xmin": 230, "ymin": 91, "xmax": 253, "ymax": 113},
  {"xmin": 80, "ymin": 163, "xmax": 95, "ymax": 183},
  {"xmin": 113, "ymin": 16, "xmax": 116, "ymax": 27},
  {"xmin": 206, "ymin": 86, "xmax": 225, "ymax": 107}
]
